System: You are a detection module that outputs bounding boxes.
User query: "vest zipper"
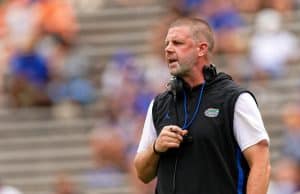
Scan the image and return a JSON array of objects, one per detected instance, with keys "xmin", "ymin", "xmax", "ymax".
[{"xmin": 172, "ymin": 154, "xmax": 179, "ymax": 194}]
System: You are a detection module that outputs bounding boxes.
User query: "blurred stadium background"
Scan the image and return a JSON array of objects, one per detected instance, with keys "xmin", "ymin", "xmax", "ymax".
[{"xmin": 0, "ymin": 0, "xmax": 300, "ymax": 194}]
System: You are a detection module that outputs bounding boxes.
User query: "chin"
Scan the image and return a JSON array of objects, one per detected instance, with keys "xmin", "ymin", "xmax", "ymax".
[
  {"xmin": 169, "ymin": 67, "xmax": 178, "ymax": 74},
  {"xmin": 169, "ymin": 70, "xmax": 178, "ymax": 76}
]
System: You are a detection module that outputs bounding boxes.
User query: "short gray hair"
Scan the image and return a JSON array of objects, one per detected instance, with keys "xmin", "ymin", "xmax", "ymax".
[{"xmin": 169, "ymin": 17, "xmax": 215, "ymax": 52}]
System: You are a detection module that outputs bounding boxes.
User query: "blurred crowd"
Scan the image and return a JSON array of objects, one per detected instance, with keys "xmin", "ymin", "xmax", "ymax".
[
  {"xmin": 269, "ymin": 104, "xmax": 300, "ymax": 194},
  {"xmin": 0, "ymin": 0, "xmax": 300, "ymax": 194},
  {"xmin": 154, "ymin": 0, "xmax": 300, "ymax": 83},
  {"xmin": 0, "ymin": 0, "xmax": 95, "ymax": 108}
]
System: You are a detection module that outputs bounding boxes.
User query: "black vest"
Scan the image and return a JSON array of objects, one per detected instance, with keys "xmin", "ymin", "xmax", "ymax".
[{"xmin": 152, "ymin": 73, "xmax": 255, "ymax": 194}]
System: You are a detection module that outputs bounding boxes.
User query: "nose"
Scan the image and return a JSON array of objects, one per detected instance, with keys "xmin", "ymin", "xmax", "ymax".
[{"xmin": 165, "ymin": 43, "xmax": 174, "ymax": 53}]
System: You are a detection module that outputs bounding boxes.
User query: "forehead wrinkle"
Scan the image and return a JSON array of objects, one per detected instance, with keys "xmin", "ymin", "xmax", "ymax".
[{"xmin": 166, "ymin": 27, "xmax": 192, "ymax": 41}]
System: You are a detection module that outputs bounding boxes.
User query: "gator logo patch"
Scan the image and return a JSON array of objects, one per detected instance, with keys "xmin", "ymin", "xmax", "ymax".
[{"xmin": 204, "ymin": 108, "xmax": 219, "ymax": 117}]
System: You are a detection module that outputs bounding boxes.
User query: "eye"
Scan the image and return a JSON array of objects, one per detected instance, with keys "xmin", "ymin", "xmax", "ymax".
[{"xmin": 173, "ymin": 41, "xmax": 181, "ymax": 45}]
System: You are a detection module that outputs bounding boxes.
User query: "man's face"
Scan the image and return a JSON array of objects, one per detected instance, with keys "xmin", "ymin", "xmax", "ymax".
[{"xmin": 165, "ymin": 26, "xmax": 198, "ymax": 77}]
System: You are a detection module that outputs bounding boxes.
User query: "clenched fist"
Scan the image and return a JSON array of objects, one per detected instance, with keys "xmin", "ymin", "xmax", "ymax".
[{"xmin": 154, "ymin": 125, "xmax": 188, "ymax": 153}]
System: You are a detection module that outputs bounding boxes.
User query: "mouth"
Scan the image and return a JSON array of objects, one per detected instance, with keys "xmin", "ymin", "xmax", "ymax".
[{"xmin": 167, "ymin": 58, "xmax": 178, "ymax": 64}]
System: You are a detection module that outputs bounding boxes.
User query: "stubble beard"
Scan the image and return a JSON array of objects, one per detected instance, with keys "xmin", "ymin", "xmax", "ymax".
[{"xmin": 170, "ymin": 56, "xmax": 197, "ymax": 78}]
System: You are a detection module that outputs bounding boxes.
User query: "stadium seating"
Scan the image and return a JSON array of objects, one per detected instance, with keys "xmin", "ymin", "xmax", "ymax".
[{"xmin": 1, "ymin": 2, "xmax": 299, "ymax": 194}]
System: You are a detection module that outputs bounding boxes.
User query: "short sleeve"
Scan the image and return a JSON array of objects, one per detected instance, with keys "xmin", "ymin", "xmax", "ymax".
[
  {"xmin": 233, "ymin": 93, "xmax": 270, "ymax": 151},
  {"xmin": 137, "ymin": 100, "xmax": 157, "ymax": 153}
]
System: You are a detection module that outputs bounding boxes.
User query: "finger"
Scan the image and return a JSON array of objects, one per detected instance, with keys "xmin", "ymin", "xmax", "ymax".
[
  {"xmin": 163, "ymin": 131, "xmax": 183, "ymax": 141},
  {"xmin": 169, "ymin": 126, "xmax": 188, "ymax": 136},
  {"xmin": 168, "ymin": 125, "xmax": 182, "ymax": 133},
  {"xmin": 165, "ymin": 142, "xmax": 181, "ymax": 148},
  {"xmin": 156, "ymin": 136, "xmax": 181, "ymax": 152},
  {"xmin": 181, "ymin": 130, "xmax": 188, "ymax": 136},
  {"xmin": 160, "ymin": 135, "xmax": 180, "ymax": 144},
  {"xmin": 162, "ymin": 125, "xmax": 181, "ymax": 133},
  {"xmin": 162, "ymin": 136, "xmax": 182, "ymax": 145}
]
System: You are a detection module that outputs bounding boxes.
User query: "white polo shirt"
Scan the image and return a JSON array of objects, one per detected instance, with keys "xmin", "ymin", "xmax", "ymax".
[{"xmin": 137, "ymin": 93, "xmax": 270, "ymax": 153}]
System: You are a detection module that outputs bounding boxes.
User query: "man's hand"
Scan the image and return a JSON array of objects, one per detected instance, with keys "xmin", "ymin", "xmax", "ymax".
[{"xmin": 154, "ymin": 125, "xmax": 188, "ymax": 153}]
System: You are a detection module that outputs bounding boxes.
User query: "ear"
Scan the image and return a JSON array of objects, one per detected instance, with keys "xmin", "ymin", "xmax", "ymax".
[{"xmin": 197, "ymin": 42, "xmax": 209, "ymax": 57}]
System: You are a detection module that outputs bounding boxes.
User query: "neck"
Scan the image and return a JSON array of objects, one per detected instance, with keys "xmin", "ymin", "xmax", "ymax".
[
  {"xmin": 182, "ymin": 73, "xmax": 205, "ymax": 88},
  {"xmin": 182, "ymin": 60, "xmax": 209, "ymax": 87}
]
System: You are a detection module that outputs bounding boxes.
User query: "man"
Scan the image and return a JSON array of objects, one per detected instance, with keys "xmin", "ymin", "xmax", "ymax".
[{"xmin": 134, "ymin": 17, "xmax": 271, "ymax": 194}]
